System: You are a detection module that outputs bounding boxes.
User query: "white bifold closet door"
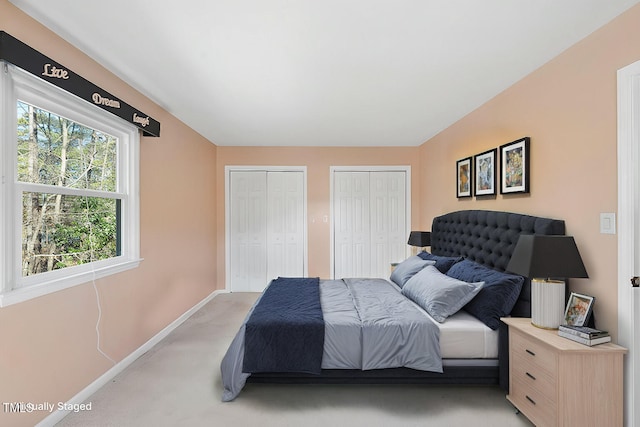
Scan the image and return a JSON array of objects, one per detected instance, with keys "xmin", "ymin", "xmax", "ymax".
[
  {"xmin": 229, "ymin": 170, "xmax": 305, "ymax": 292},
  {"xmin": 333, "ymin": 170, "xmax": 407, "ymax": 279}
]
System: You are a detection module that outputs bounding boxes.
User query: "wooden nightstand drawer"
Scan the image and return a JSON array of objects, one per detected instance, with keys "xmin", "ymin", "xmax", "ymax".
[
  {"xmin": 511, "ymin": 328, "xmax": 557, "ymax": 375},
  {"xmin": 502, "ymin": 317, "xmax": 627, "ymax": 427},
  {"xmin": 512, "ymin": 351, "xmax": 556, "ymax": 399},
  {"xmin": 510, "ymin": 375, "xmax": 557, "ymax": 427}
]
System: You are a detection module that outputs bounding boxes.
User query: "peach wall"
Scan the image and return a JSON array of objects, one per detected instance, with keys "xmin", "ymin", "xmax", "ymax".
[
  {"xmin": 0, "ymin": 2, "xmax": 218, "ymax": 426},
  {"xmin": 419, "ymin": 4, "xmax": 640, "ymax": 339},
  {"xmin": 216, "ymin": 146, "xmax": 421, "ymax": 285},
  {"xmin": 3, "ymin": 1, "xmax": 639, "ymax": 424}
]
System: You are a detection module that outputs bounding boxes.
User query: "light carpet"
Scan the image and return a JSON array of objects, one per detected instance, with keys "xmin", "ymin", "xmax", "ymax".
[{"xmin": 57, "ymin": 292, "xmax": 533, "ymax": 427}]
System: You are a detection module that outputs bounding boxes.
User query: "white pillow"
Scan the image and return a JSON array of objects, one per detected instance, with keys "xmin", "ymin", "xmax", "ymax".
[
  {"xmin": 402, "ymin": 265, "xmax": 484, "ymax": 322},
  {"xmin": 390, "ymin": 256, "xmax": 435, "ymax": 288}
]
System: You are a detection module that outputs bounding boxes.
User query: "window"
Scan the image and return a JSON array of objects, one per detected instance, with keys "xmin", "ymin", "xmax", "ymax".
[{"xmin": 0, "ymin": 64, "xmax": 140, "ymax": 306}]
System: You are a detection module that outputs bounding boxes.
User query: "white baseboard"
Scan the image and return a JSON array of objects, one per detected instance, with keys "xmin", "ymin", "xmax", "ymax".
[{"xmin": 36, "ymin": 289, "xmax": 228, "ymax": 427}]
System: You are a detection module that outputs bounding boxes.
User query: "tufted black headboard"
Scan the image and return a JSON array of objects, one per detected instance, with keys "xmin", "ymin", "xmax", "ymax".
[{"xmin": 430, "ymin": 210, "xmax": 565, "ymax": 318}]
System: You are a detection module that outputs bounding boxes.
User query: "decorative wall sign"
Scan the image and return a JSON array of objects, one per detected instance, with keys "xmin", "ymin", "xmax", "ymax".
[
  {"xmin": 500, "ymin": 137, "xmax": 530, "ymax": 194},
  {"xmin": 474, "ymin": 148, "xmax": 496, "ymax": 196},
  {"xmin": 0, "ymin": 31, "xmax": 160, "ymax": 137},
  {"xmin": 456, "ymin": 157, "xmax": 472, "ymax": 198}
]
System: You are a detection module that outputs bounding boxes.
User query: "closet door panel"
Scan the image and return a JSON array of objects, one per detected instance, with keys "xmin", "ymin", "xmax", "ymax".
[
  {"xmin": 370, "ymin": 171, "xmax": 406, "ymax": 278},
  {"xmin": 384, "ymin": 170, "xmax": 407, "ymax": 268},
  {"xmin": 229, "ymin": 171, "xmax": 267, "ymax": 292},
  {"xmin": 334, "ymin": 172, "xmax": 370, "ymax": 278},
  {"xmin": 267, "ymin": 171, "xmax": 304, "ymax": 281}
]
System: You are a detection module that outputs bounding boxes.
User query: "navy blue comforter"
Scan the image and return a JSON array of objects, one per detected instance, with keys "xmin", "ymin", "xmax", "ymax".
[{"xmin": 243, "ymin": 277, "xmax": 324, "ymax": 374}]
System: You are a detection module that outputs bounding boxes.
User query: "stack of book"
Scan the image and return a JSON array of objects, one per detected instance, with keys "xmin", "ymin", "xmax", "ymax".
[{"xmin": 558, "ymin": 324, "xmax": 611, "ymax": 346}]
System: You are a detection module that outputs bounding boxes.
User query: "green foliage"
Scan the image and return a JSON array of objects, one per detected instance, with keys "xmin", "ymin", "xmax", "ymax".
[{"xmin": 51, "ymin": 196, "xmax": 118, "ymax": 268}]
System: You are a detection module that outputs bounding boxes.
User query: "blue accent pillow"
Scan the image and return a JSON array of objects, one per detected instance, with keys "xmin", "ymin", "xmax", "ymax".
[
  {"xmin": 417, "ymin": 251, "xmax": 463, "ymax": 273},
  {"xmin": 445, "ymin": 259, "xmax": 525, "ymax": 330},
  {"xmin": 402, "ymin": 265, "xmax": 484, "ymax": 323},
  {"xmin": 390, "ymin": 256, "xmax": 434, "ymax": 288}
]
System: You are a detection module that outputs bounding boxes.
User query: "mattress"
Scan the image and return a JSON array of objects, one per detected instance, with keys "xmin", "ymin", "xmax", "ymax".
[{"xmin": 434, "ymin": 310, "xmax": 499, "ymax": 359}]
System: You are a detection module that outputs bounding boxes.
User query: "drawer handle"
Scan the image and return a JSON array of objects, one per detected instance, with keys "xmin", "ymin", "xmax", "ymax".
[
  {"xmin": 526, "ymin": 395, "xmax": 537, "ymax": 405},
  {"xmin": 525, "ymin": 349, "xmax": 536, "ymax": 356},
  {"xmin": 525, "ymin": 372, "xmax": 536, "ymax": 380}
]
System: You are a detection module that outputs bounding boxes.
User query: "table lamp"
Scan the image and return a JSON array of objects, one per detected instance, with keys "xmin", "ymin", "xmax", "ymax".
[
  {"xmin": 506, "ymin": 235, "xmax": 588, "ymax": 329},
  {"xmin": 408, "ymin": 231, "xmax": 431, "ymax": 254}
]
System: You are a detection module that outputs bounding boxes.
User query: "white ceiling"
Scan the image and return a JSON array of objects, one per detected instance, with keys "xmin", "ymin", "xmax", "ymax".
[{"xmin": 9, "ymin": 0, "xmax": 640, "ymax": 146}]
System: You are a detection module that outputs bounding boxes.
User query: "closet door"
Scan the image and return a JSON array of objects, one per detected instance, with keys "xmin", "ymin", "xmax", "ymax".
[
  {"xmin": 334, "ymin": 172, "xmax": 371, "ymax": 278},
  {"xmin": 229, "ymin": 169, "xmax": 305, "ymax": 292},
  {"xmin": 370, "ymin": 171, "xmax": 406, "ymax": 279},
  {"xmin": 333, "ymin": 169, "xmax": 408, "ymax": 279},
  {"xmin": 266, "ymin": 171, "xmax": 304, "ymax": 280},
  {"xmin": 229, "ymin": 171, "xmax": 268, "ymax": 292}
]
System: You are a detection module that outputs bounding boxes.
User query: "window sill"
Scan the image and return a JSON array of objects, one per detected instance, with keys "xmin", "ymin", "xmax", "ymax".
[{"xmin": 0, "ymin": 258, "xmax": 143, "ymax": 307}]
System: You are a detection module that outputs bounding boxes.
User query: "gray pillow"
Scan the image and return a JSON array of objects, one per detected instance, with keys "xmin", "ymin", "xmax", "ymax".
[
  {"xmin": 390, "ymin": 256, "xmax": 434, "ymax": 288},
  {"xmin": 402, "ymin": 265, "xmax": 484, "ymax": 323}
]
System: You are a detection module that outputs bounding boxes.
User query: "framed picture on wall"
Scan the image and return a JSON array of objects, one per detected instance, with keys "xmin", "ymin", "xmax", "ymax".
[
  {"xmin": 474, "ymin": 148, "xmax": 497, "ymax": 196},
  {"xmin": 456, "ymin": 157, "xmax": 472, "ymax": 198},
  {"xmin": 500, "ymin": 137, "xmax": 530, "ymax": 194}
]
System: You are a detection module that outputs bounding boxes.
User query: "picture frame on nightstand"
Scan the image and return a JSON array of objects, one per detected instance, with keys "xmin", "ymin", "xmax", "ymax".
[{"xmin": 563, "ymin": 292, "xmax": 594, "ymax": 327}]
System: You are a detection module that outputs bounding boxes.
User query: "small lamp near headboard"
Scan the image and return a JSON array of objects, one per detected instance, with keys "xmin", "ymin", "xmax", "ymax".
[
  {"xmin": 507, "ymin": 235, "xmax": 588, "ymax": 329},
  {"xmin": 408, "ymin": 231, "xmax": 431, "ymax": 254}
]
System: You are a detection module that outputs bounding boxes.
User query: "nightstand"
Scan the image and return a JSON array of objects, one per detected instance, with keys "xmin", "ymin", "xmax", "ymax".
[
  {"xmin": 501, "ymin": 317, "xmax": 627, "ymax": 426},
  {"xmin": 390, "ymin": 262, "xmax": 399, "ymax": 274}
]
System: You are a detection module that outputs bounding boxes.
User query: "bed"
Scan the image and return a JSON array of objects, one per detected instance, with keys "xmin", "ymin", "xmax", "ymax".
[{"xmin": 221, "ymin": 209, "xmax": 565, "ymax": 401}]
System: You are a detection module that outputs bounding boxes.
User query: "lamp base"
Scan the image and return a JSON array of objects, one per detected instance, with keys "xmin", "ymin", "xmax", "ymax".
[
  {"xmin": 531, "ymin": 279, "xmax": 565, "ymax": 330},
  {"xmin": 410, "ymin": 246, "xmax": 427, "ymax": 256}
]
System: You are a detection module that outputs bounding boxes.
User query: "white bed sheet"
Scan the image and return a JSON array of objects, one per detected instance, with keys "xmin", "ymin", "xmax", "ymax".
[{"xmin": 430, "ymin": 310, "xmax": 499, "ymax": 359}]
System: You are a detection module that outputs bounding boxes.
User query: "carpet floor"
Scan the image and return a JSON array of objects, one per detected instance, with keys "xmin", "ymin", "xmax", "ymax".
[{"xmin": 57, "ymin": 292, "xmax": 533, "ymax": 427}]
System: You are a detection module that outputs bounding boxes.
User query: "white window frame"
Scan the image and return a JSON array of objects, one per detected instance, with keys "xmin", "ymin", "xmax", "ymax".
[{"xmin": 0, "ymin": 63, "xmax": 141, "ymax": 307}]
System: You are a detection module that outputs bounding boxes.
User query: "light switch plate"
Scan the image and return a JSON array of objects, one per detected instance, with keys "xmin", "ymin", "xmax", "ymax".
[{"xmin": 600, "ymin": 213, "xmax": 616, "ymax": 234}]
